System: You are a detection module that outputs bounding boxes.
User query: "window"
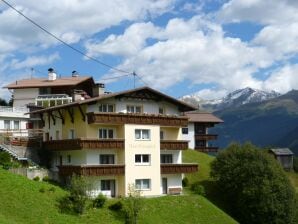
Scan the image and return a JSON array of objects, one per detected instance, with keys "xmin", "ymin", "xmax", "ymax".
[
  {"xmin": 160, "ymin": 131, "xmax": 164, "ymax": 140},
  {"xmin": 135, "ymin": 179, "xmax": 150, "ymax": 190},
  {"xmin": 127, "ymin": 105, "xmax": 142, "ymax": 113},
  {"xmin": 100, "ymin": 154, "xmax": 115, "ymax": 164},
  {"xmin": 69, "ymin": 129, "xmax": 75, "ymax": 139},
  {"xmin": 161, "ymin": 154, "xmax": 173, "ymax": 164},
  {"xmin": 99, "ymin": 104, "xmax": 114, "ymax": 112},
  {"xmin": 101, "ymin": 180, "xmax": 111, "ymax": 190},
  {"xmin": 135, "ymin": 154, "xmax": 150, "ymax": 165},
  {"xmin": 67, "ymin": 155, "xmax": 71, "ymax": 163},
  {"xmin": 4, "ymin": 120, "xmax": 10, "ymax": 130},
  {"xmin": 13, "ymin": 121, "xmax": 20, "ymax": 130},
  {"xmin": 158, "ymin": 107, "xmax": 165, "ymax": 114},
  {"xmin": 195, "ymin": 124, "xmax": 206, "ymax": 134},
  {"xmin": 182, "ymin": 127, "xmax": 188, "ymax": 134},
  {"xmin": 135, "ymin": 129, "xmax": 150, "ymax": 140},
  {"xmin": 99, "ymin": 128, "xmax": 114, "ymax": 139}
]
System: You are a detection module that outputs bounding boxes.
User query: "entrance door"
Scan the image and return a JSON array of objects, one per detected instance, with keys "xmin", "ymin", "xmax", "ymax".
[
  {"xmin": 101, "ymin": 179, "xmax": 116, "ymax": 197},
  {"xmin": 162, "ymin": 178, "xmax": 168, "ymax": 194},
  {"xmin": 110, "ymin": 180, "xmax": 116, "ymax": 197}
]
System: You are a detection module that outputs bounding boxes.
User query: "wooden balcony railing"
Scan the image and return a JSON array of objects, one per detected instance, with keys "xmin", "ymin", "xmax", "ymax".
[
  {"xmin": 160, "ymin": 140, "xmax": 188, "ymax": 150},
  {"xmin": 87, "ymin": 112, "xmax": 188, "ymax": 127},
  {"xmin": 161, "ymin": 163, "xmax": 198, "ymax": 174},
  {"xmin": 195, "ymin": 146, "xmax": 219, "ymax": 153},
  {"xmin": 195, "ymin": 134, "xmax": 218, "ymax": 141},
  {"xmin": 58, "ymin": 165, "xmax": 125, "ymax": 176},
  {"xmin": 43, "ymin": 138, "xmax": 124, "ymax": 151}
]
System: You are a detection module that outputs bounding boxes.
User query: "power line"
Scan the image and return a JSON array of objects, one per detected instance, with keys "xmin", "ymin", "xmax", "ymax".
[
  {"xmin": 0, "ymin": 0, "xmax": 131, "ymax": 74},
  {"xmin": 100, "ymin": 74, "xmax": 130, "ymax": 81}
]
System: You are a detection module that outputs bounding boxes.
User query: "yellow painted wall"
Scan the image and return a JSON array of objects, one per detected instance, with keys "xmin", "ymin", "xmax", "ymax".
[
  {"xmin": 87, "ymin": 124, "xmax": 124, "ymax": 139},
  {"xmin": 160, "ymin": 127, "xmax": 181, "ymax": 140},
  {"xmin": 124, "ymin": 124, "xmax": 161, "ymax": 196}
]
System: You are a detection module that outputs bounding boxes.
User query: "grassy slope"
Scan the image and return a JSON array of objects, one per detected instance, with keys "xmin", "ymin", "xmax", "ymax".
[{"xmin": 0, "ymin": 168, "xmax": 237, "ymax": 224}]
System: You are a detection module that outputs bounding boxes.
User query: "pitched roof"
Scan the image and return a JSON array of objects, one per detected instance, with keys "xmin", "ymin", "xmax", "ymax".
[
  {"xmin": 184, "ymin": 111, "xmax": 223, "ymax": 123},
  {"xmin": 28, "ymin": 86, "xmax": 197, "ymax": 114},
  {"xmin": 4, "ymin": 76, "xmax": 94, "ymax": 89},
  {"xmin": 269, "ymin": 148, "xmax": 294, "ymax": 156}
]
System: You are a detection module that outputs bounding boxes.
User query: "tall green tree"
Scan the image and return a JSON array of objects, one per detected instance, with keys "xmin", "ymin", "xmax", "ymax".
[{"xmin": 211, "ymin": 143, "xmax": 296, "ymax": 224}]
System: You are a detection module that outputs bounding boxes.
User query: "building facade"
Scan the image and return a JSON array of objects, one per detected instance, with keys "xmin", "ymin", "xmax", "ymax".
[
  {"xmin": 31, "ymin": 87, "xmax": 198, "ymax": 197},
  {"xmin": 182, "ymin": 112, "xmax": 223, "ymax": 153}
]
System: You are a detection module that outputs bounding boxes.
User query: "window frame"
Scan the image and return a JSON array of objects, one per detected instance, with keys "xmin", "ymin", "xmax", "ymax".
[
  {"xmin": 99, "ymin": 103, "xmax": 115, "ymax": 112},
  {"xmin": 127, "ymin": 105, "xmax": 143, "ymax": 113},
  {"xmin": 160, "ymin": 154, "xmax": 173, "ymax": 164},
  {"xmin": 99, "ymin": 128, "xmax": 115, "ymax": 139},
  {"xmin": 135, "ymin": 129, "xmax": 150, "ymax": 140},
  {"xmin": 135, "ymin": 154, "xmax": 150, "ymax": 165},
  {"xmin": 4, "ymin": 120, "xmax": 10, "ymax": 130},
  {"xmin": 135, "ymin": 179, "xmax": 151, "ymax": 190},
  {"xmin": 100, "ymin": 154, "xmax": 115, "ymax": 165},
  {"xmin": 182, "ymin": 127, "xmax": 188, "ymax": 135},
  {"xmin": 13, "ymin": 120, "xmax": 20, "ymax": 130}
]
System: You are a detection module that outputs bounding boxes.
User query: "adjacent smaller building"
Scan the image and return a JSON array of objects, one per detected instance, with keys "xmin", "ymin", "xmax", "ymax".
[
  {"xmin": 182, "ymin": 111, "xmax": 223, "ymax": 153},
  {"xmin": 269, "ymin": 148, "xmax": 294, "ymax": 170}
]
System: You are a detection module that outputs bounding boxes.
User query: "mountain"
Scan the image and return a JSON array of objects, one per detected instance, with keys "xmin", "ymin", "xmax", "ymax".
[
  {"xmin": 211, "ymin": 90, "xmax": 298, "ymax": 155},
  {"xmin": 181, "ymin": 87, "xmax": 280, "ymax": 111}
]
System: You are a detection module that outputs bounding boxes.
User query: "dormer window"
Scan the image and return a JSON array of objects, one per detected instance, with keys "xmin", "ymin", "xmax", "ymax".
[
  {"xmin": 127, "ymin": 105, "xmax": 142, "ymax": 113},
  {"xmin": 158, "ymin": 107, "xmax": 165, "ymax": 114},
  {"xmin": 99, "ymin": 104, "xmax": 114, "ymax": 112}
]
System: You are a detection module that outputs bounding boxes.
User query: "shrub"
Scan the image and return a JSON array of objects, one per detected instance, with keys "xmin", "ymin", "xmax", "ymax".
[
  {"xmin": 39, "ymin": 187, "xmax": 46, "ymax": 193},
  {"xmin": 190, "ymin": 182, "xmax": 205, "ymax": 196},
  {"xmin": 58, "ymin": 175, "xmax": 94, "ymax": 215},
  {"xmin": 123, "ymin": 184, "xmax": 143, "ymax": 224},
  {"xmin": 42, "ymin": 176, "xmax": 50, "ymax": 182},
  {"xmin": 49, "ymin": 187, "xmax": 56, "ymax": 192},
  {"xmin": 58, "ymin": 195, "xmax": 74, "ymax": 214},
  {"xmin": 0, "ymin": 151, "xmax": 11, "ymax": 168},
  {"xmin": 33, "ymin": 176, "xmax": 40, "ymax": 181},
  {"xmin": 211, "ymin": 142, "xmax": 296, "ymax": 224},
  {"xmin": 108, "ymin": 201, "xmax": 123, "ymax": 211},
  {"xmin": 93, "ymin": 193, "xmax": 107, "ymax": 208},
  {"xmin": 182, "ymin": 177, "xmax": 189, "ymax": 187}
]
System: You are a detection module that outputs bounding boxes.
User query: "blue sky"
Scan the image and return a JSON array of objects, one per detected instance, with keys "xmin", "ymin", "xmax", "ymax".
[{"xmin": 1, "ymin": 0, "xmax": 298, "ymax": 100}]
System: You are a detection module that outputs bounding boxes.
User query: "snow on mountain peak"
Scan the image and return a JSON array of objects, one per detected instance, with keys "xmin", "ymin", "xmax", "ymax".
[{"xmin": 180, "ymin": 87, "xmax": 281, "ymax": 111}]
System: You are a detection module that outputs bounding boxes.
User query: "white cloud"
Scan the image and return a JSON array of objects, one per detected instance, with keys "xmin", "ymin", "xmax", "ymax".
[
  {"xmin": 0, "ymin": 0, "xmax": 175, "ymax": 53},
  {"xmin": 263, "ymin": 64, "xmax": 298, "ymax": 94},
  {"xmin": 9, "ymin": 53, "xmax": 60, "ymax": 70},
  {"xmin": 89, "ymin": 16, "xmax": 270, "ymax": 93},
  {"xmin": 217, "ymin": 0, "xmax": 298, "ymax": 25}
]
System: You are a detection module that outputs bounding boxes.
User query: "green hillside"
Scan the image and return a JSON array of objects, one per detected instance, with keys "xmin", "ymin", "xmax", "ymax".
[{"xmin": 0, "ymin": 167, "xmax": 237, "ymax": 224}]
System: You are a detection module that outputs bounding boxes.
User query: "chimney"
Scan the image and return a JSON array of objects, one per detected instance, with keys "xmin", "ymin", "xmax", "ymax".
[
  {"xmin": 72, "ymin": 70, "xmax": 79, "ymax": 77},
  {"xmin": 93, "ymin": 83, "xmax": 105, "ymax": 97},
  {"xmin": 48, "ymin": 68, "xmax": 57, "ymax": 81}
]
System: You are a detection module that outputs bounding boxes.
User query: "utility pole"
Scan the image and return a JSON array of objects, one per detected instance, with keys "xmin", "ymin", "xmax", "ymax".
[{"xmin": 133, "ymin": 71, "xmax": 136, "ymax": 88}]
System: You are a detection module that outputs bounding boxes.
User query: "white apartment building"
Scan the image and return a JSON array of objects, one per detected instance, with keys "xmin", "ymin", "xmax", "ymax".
[{"xmin": 30, "ymin": 86, "xmax": 198, "ymax": 197}]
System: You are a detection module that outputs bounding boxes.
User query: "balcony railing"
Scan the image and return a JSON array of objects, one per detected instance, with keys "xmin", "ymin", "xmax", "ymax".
[
  {"xmin": 36, "ymin": 94, "xmax": 72, "ymax": 108},
  {"xmin": 87, "ymin": 112, "xmax": 188, "ymax": 127},
  {"xmin": 195, "ymin": 134, "xmax": 218, "ymax": 141},
  {"xmin": 0, "ymin": 106, "xmax": 29, "ymax": 113},
  {"xmin": 58, "ymin": 165, "xmax": 125, "ymax": 176},
  {"xmin": 43, "ymin": 138, "xmax": 124, "ymax": 151},
  {"xmin": 195, "ymin": 146, "xmax": 219, "ymax": 153},
  {"xmin": 160, "ymin": 140, "xmax": 188, "ymax": 150},
  {"xmin": 161, "ymin": 163, "xmax": 198, "ymax": 174}
]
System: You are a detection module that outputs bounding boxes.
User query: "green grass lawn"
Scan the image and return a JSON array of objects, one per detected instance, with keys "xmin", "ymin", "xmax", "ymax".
[{"xmin": 0, "ymin": 168, "xmax": 237, "ymax": 224}]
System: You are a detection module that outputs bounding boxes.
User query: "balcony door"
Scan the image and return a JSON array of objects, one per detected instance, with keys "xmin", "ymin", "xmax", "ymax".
[
  {"xmin": 101, "ymin": 179, "xmax": 116, "ymax": 197},
  {"xmin": 162, "ymin": 178, "xmax": 168, "ymax": 194}
]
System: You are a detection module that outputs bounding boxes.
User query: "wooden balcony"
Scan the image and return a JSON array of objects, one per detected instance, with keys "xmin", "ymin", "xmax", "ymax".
[
  {"xmin": 160, "ymin": 140, "xmax": 188, "ymax": 150},
  {"xmin": 161, "ymin": 163, "xmax": 198, "ymax": 174},
  {"xmin": 195, "ymin": 146, "xmax": 219, "ymax": 153},
  {"xmin": 87, "ymin": 112, "xmax": 188, "ymax": 127},
  {"xmin": 58, "ymin": 165, "xmax": 125, "ymax": 176},
  {"xmin": 43, "ymin": 138, "xmax": 124, "ymax": 151},
  {"xmin": 195, "ymin": 134, "xmax": 218, "ymax": 141}
]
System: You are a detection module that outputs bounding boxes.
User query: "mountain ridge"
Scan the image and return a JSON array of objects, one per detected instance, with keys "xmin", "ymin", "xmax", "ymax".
[{"xmin": 181, "ymin": 87, "xmax": 281, "ymax": 111}]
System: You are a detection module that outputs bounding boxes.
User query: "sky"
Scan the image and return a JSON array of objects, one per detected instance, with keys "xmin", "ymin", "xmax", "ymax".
[{"xmin": 1, "ymin": 0, "xmax": 298, "ymax": 100}]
